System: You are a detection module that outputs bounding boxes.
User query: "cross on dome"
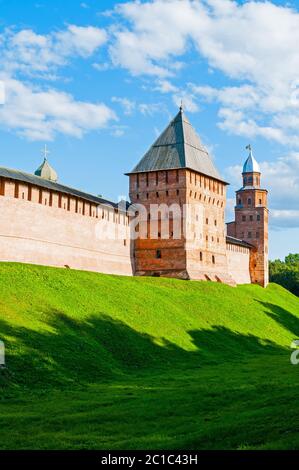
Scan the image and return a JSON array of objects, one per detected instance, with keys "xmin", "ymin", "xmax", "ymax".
[{"xmin": 41, "ymin": 144, "xmax": 50, "ymax": 160}]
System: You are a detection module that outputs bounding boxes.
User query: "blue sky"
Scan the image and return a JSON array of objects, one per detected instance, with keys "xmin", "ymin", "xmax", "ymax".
[{"xmin": 0, "ymin": 0, "xmax": 299, "ymax": 259}]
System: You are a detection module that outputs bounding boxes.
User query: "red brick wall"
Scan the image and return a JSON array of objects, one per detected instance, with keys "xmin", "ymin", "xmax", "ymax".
[{"xmin": 0, "ymin": 178, "xmax": 132, "ymax": 276}]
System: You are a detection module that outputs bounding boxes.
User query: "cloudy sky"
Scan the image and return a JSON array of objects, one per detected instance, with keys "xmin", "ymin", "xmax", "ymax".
[{"xmin": 0, "ymin": 0, "xmax": 298, "ymax": 259}]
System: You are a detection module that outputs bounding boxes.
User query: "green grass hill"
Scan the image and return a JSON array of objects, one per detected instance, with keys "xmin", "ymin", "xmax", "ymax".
[{"xmin": 0, "ymin": 262, "xmax": 299, "ymax": 450}]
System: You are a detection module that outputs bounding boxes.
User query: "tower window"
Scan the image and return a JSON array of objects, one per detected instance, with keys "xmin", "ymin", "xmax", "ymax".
[
  {"xmin": 248, "ymin": 231, "xmax": 252, "ymax": 238},
  {"xmin": 176, "ymin": 189, "xmax": 179, "ymax": 196},
  {"xmin": 250, "ymin": 215, "xmax": 253, "ymax": 221},
  {"xmin": 248, "ymin": 198, "xmax": 252, "ymax": 205},
  {"xmin": 214, "ymin": 220, "xmax": 217, "ymax": 226},
  {"xmin": 259, "ymin": 199, "xmax": 262, "ymax": 205},
  {"xmin": 156, "ymin": 250, "xmax": 162, "ymax": 259},
  {"xmin": 206, "ymin": 218, "xmax": 209, "ymax": 224},
  {"xmin": 212, "ymin": 255, "xmax": 215, "ymax": 264},
  {"xmin": 242, "ymin": 215, "xmax": 246, "ymax": 222},
  {"xmin": 200, "ymin": 252, "xmax": 203, "ymax": 261},
  {"xmin": 257, "ymin": 215, "xmax": 261, "ymax": 221},
  {"xmin": 238, "ymin": 198, "xmax": 242, "ymax": 205}
]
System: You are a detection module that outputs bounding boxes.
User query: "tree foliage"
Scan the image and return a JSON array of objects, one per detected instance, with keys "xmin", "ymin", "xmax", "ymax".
[{"xmin": 269, "ymin": 254, "xmax": 299, "ymax": 296}]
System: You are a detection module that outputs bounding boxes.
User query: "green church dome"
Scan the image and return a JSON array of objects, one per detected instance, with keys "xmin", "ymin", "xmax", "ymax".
[{"xmin": 35, "ymin": 158, "xmax": 58, "ymax": 182}]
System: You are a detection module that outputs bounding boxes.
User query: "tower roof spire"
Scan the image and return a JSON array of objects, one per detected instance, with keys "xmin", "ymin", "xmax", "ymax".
[
  {"xmin": 127, "ymin": 108, "xmax": 227, "ymax": 183},
  {"xmin": 243, "ymin": 144, "xmax": 260, "ymax": 173}
]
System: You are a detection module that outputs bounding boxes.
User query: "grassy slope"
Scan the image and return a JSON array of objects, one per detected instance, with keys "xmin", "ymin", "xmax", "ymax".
[{"xmin": 0, "ymin": 262, "xmax": 299, "ymax": 449}]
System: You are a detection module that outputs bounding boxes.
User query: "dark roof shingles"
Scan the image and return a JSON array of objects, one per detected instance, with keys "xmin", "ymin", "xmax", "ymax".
[{"xmin": 127, "ymin": 109, "xmax": 227, "ymax": 184}]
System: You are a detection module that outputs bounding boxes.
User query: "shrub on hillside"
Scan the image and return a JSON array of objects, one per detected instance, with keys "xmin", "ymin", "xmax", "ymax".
[{"xmin": 269, "ymin": 254, "xmax": 299, "ymax": 296}]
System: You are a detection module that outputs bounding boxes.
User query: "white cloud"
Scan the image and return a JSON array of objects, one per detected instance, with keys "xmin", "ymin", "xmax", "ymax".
[
  {"xmin": 172, "ymin": 92, "xmax": 198, "ymax": 113},
  {"xmin": 92, "ymin": 62, "xmax": 110, "ymax": 71},
  {"xmin": 112, "ymin": 96, "xmax": 136, "ymax": 115},
  {"xmin": 111, "ymin": 96, "xmax": 161, "ymax": 116},
  {"xmin": 55, "ymin": 25, "xmax": 107, "ymax": 58},
  {"xmin": 1, "ymin": 25, "xmax": 108, "ymax": 77},
  {"xmin": 217, "ymin": 108, "xmax": 287, "ymax": 143},
  {"xmin": 110, "ymin": 0, "xmax": 299, "ymax": 147},
  {"xmin": 138, "ymin": 102, "xmax": 161, "ymax": 116},
  {"xmin": 0, "ymin": 24, "xmax": 114, "ymax": 141},
  {"xmin": 155, "ymin": 79, "xmax": 178, "ymax": 94},
  {"xmin": 271, "ymin": 210, "xmax": 299, "ymax": 229},
  {"xmin": 0, "ymin": 76, "xmax": 117, "ymax": 141},
  {"xmin": 111, "ymin": 127, "xmax": 125, "ymax": 138},
  {"xmin": 110, "ymin": 0, "xmax": 198, "ymax": 77}
]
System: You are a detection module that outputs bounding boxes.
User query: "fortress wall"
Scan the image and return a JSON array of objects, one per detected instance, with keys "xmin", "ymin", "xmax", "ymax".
[
  {"xmin": 226, "ymin": 242, "xmax": 251, "ymax": 285},
  {"xmin": 0, "ymin": 188, "xmax": 133, "ymax": 276}
]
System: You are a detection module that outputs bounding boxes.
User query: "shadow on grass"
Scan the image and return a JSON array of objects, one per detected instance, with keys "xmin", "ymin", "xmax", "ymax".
[
  {"xmin": 0, "ymin": 308, "xmax": 288, "ymax": 390},
  {"xmin": 258, "ymin": 301, "xmax": 299, "ymax": 338}
]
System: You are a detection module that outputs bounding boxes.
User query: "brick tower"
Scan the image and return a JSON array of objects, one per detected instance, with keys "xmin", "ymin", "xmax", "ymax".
[
  {"xmin": 127, "ymin": 107, "xmax": 234, "ymax": 284},
  {"xmin": 229, "ymin": 146, "xmax": 269, "ymax": 286}
]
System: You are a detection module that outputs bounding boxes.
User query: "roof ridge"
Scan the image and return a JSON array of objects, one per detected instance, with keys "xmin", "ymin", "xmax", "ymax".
[{"xmin": 0, "ymin": 166, "xmax": 121, "ymax": 209}]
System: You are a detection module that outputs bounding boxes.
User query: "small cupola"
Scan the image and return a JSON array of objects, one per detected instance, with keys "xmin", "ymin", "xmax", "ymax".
[
  {"xmin": 243, "ymin": 145, "xmax": 261, "ymax": 174},
  {"xmin": 34, "ymin": 145, "xmax": 58, "ymax": 182},
  {"xmin": 242, "ymin": 145, "xmax": 261, "ymax": 188}
]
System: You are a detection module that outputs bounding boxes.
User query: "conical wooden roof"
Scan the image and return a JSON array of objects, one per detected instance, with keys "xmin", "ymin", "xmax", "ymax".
[{"xmin": 128, "ymin": 108, "xmax": 226, "ymax": 183}]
